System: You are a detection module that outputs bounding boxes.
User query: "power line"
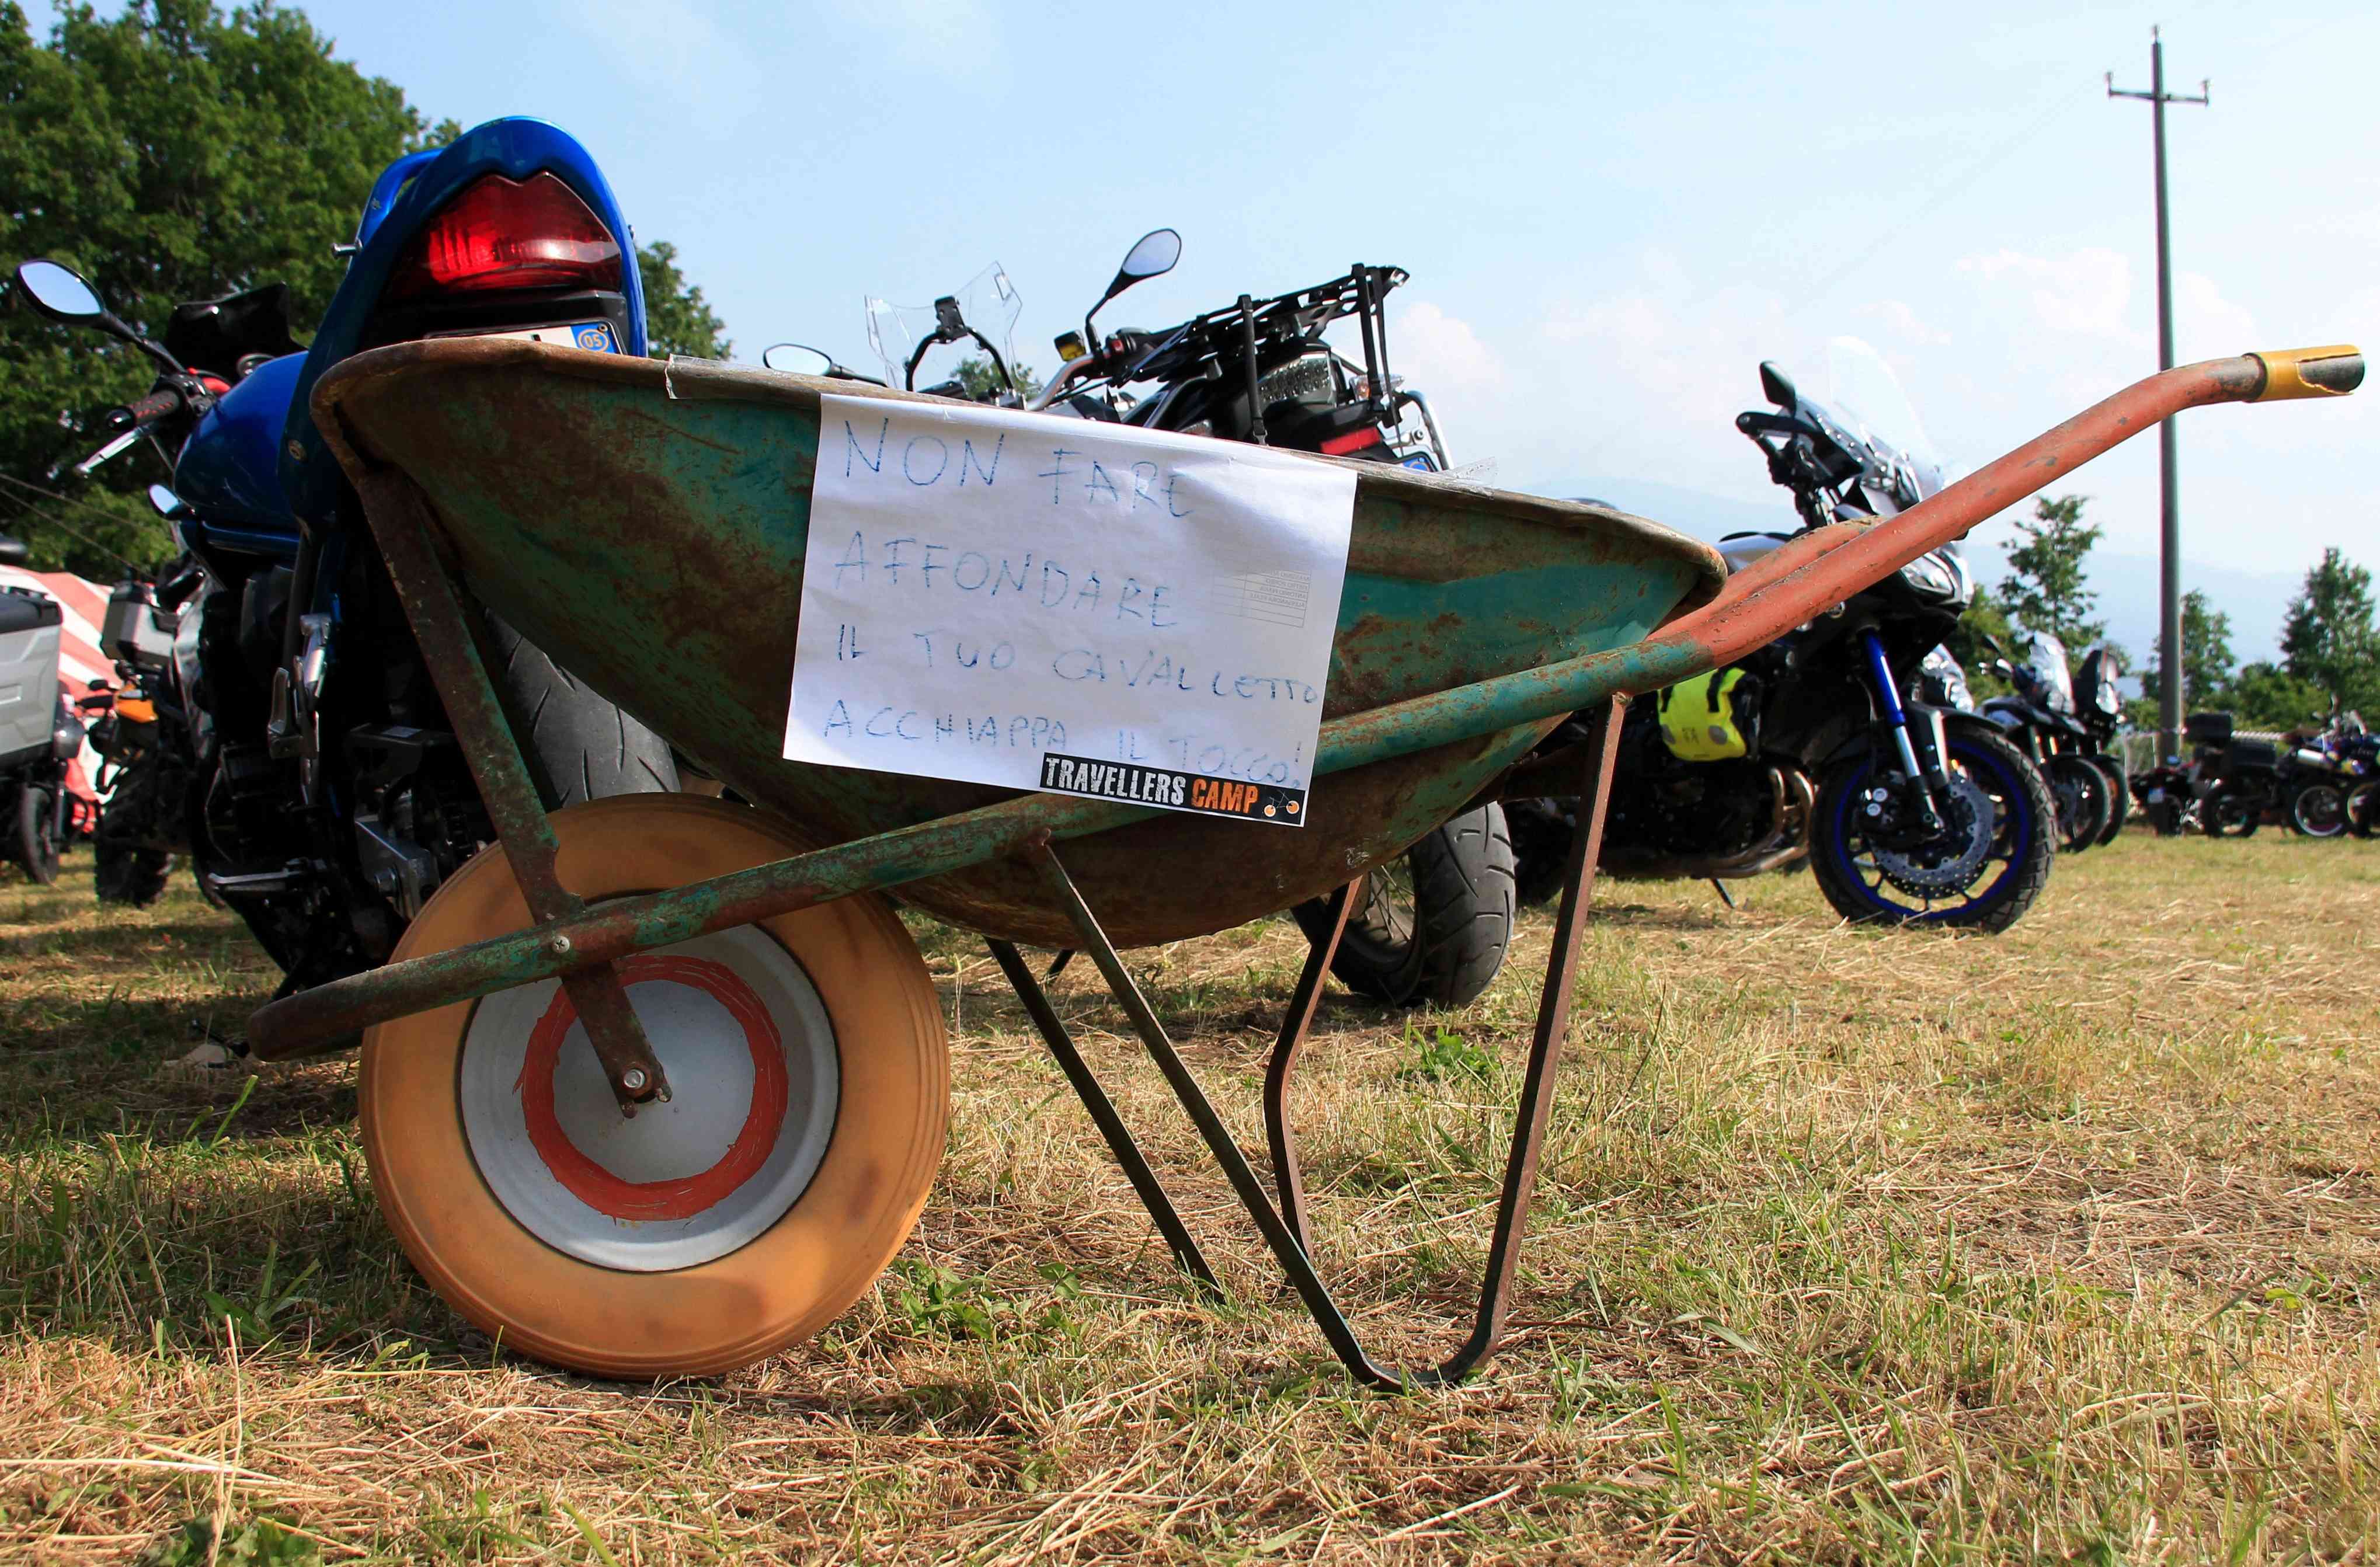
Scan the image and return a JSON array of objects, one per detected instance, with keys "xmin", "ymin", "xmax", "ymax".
[{"xmin": 0, "ymin": 473, "xmax": 144, "ymax": 573}]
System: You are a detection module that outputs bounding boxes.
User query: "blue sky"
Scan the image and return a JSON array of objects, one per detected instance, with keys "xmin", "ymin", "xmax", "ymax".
[{"xmin": 34, "ymin": 0, "xmax": 2377, "ymax": 658}]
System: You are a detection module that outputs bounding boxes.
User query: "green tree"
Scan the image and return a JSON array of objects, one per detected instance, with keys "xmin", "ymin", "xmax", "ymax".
[
  {"xmin": 2145, "ymin": 588, "xmax": 2235, "ymax": 712},
  {"xmin": 1996, "ymin": 493, "xmax": 2106, "ymax": 649},
  {"xmin": 637, "ymin": 240, "xmax": 727, "ymax": 360},
  {"xmin": 2, "ymin": 1, "xmax": 728, "ymax": 574},
  {"xmin": 2226, "ymin": 660, "xmax": 2330, "ymax": 732},
  {"xmin": 949, "ymin": 353, "xmax": 1041, "ymax": 402},
  {"xmin": 2278, "ymin": 547, "xmax": 2380, "ymax": 716},
  {"xmin": 1, "ymin": 0, "xmax": 441, "ymax": 572}
]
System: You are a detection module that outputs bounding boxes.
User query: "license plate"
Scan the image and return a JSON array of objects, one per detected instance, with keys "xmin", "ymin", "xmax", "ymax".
[
  {"xmin": 457, "ymin": 321, "xmax": 620, "ymax": 353},
  {"xmin": 2144, "ymin": 788, "xmax": 2165, "ymax": 802},
  {"xmin": 1398, "ymin": 451, "xmax": 1436, "ymax": 472}
]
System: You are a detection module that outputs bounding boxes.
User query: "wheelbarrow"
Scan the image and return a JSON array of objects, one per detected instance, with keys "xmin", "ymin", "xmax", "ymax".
[{"xmin": 247, "ymin": 336, "xmax": 2360, "ymax": 1385}]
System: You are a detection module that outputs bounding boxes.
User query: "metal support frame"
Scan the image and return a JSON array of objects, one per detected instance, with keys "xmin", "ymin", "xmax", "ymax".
[
  {"xmin": 994, "ymin": 699, "xmax": 1624, "ymax": 1390},
  {"xmin": 354, "ymin": 468, "xmax": 667, "ymax": 1112}
]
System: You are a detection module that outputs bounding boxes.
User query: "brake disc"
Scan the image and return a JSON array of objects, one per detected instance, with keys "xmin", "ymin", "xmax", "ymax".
[{"xmin": 1873, "ymin": 773, "xmax": 1996, "ymax": 895}]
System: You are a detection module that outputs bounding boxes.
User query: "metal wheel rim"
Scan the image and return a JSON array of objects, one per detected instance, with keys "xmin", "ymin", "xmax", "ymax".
[{"xmin": 458, "ymin": 922, "xmax": 841, "ymax": 1272}]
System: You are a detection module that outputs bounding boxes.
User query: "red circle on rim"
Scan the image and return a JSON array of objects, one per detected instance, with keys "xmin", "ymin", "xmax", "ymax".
[{"xmin": 516, "ymin": 954, "xmax": 790, "ymax": 1221}]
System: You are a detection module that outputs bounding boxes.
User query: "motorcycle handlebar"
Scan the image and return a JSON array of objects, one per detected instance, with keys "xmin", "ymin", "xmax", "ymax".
[{"xmin": 108, "ymin": 387, "xmax": 184, "ymax": 429}]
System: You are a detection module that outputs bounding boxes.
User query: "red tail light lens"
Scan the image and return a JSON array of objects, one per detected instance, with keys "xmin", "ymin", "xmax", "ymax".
[
  {"xmin": 388, "ymin": 172, "xmax": 624, "ymax": 301},
  {"xmin": 1318, "ymin": 426, "xmax": 1385, "ymax": 457}
]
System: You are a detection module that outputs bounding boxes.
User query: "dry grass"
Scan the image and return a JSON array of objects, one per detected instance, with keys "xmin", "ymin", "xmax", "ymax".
[{"xmin": 4, "ymin": 830, "xmax": 2379, "ymax": 1563}]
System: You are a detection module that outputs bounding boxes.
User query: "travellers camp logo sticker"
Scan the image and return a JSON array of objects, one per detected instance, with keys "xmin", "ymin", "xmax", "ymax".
[{"xmin": 1038, "ymin": 754, "xmax": 1306, "ymax": 826}]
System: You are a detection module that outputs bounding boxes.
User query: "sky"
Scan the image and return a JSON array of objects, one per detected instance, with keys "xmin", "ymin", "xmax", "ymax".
[{"xmin": 32, "ymin": 0, "xmax": 2377, "ymax": 660}]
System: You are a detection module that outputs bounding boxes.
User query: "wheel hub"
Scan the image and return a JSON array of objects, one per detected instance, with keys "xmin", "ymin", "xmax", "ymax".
[
  {"xmin": 459, "ymin": 924, "xmax": 839, "ymax": 1272},
  {"xmin": 1872, "ymin": 772, "xmax": 1995, "ymax": 894}
]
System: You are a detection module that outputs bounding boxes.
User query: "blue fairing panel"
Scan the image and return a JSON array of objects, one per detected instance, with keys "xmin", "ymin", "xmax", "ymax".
[
  {"xmin": 175, "ymin": 353, "xmax": 305, "ymax": 536},
  {"xmin": 277, "ymin": 117, "xmax": 646, "ymax": 525}
]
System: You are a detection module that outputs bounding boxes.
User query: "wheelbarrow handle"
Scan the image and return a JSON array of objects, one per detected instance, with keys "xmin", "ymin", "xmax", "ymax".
[{"xmin": 1647, "ymin": 347, "xmax": 2362, "ymax": 677}]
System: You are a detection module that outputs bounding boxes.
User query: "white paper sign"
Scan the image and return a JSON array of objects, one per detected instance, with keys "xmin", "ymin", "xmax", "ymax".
[{"xmin": 784, "ymin": 395, "xmax": 1357, "ymax": 826}]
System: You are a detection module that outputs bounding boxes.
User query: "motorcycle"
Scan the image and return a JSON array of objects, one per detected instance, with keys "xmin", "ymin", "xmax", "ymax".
[
  {"xmin": 82, "ymin": 505, "xmax": 208, "ymax": 904},
  {"xmin": 2069, "ymin": 644, "xmax": 2132, "ymax": 843},
  {"xmin": 2277, "ymin": 709, "xmax": 2368, "ymax": 839},
  {"xmin": 12, "ymin": 117, "xmax": 675, "ymax": 1001},
  {"xmin": 2131, "ymin": 754, "xmax": 2199, "ymax": 837},
  {"xmin": 2184, "ymin": 711, "xmax": 2285, "ymax": 837},
  {"xmin": 1516, "ymin": 340, "xmax": 2057, "ymax": 931},
  {"xmin": 0, "ymin": 533, "xmax": 81, "ymax": 883},
  {"xmin": 1979, "ymin": 628, "xmax": 2113, "ymax": 853},
  {"xmin": 770, "ymin": 232, "xmax": 1511, "ymax": 1007}
]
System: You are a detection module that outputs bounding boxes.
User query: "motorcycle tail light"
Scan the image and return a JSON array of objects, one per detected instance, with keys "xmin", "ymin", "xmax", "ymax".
[
  {"xmin": 387, "ymin": 172, "xmax": 624, "ymax": 301},
  {"xmin": 1318, "ymin": 426, "xmax": 1384, "ymax": 456}
]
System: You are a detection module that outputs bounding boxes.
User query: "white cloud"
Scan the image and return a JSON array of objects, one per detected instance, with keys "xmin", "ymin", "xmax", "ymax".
[
  {"xmin": 1390, "ymin": 301, "xmax": 1504, "ymax": 394},
  {"xmin": 1958, "ymin": 247, "xmax": 2141, "ymax": 344},
  {"xmin": 1859, "ymin": 298, "xmax": 1951, "ymax": 348},
  {"xmin": 816, "ymin": 0, "xmax": 1007, "ymax": 82},
  {"xmin": 2174, "ymin": 271, "xmax": 2259, "ymax": 363},
  {"xmin": 543, "ymin": 0, "xmax": 761, "ymax": 120}
]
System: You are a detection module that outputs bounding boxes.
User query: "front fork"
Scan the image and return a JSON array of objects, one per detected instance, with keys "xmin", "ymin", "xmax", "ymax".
[{"xmin": 1858, "ymin": 629, "xmax": 1952, "ymax": 834}]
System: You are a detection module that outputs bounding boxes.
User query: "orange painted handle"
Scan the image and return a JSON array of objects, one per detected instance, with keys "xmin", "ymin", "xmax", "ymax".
[
  {"xmin": 1649, "ymin": 350, "xmax": 2348, "ymax": 677},
  {"xmin": 2250, "ymin": 345, "xmax": 2363, "ymax": 401}
]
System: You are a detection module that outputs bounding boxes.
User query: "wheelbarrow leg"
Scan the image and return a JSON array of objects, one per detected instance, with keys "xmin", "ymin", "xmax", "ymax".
[
  {"xmin": 985, "ymin": 938, "xmax": 1221, "ymax": 1295},
  {"xmin": 351, "ymin": 467, "xmax": 667, "ymax": 1113},
  {"xmin": 1265, "ymin": 879, "xmax": 1354, "ymax": 1259},
  {"xmin": 1023, "ymin": 696, "xmax": 1625, "ymax": 1390}
]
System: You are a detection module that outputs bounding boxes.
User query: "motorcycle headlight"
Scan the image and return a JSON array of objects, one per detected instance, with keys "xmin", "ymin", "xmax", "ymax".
[{"xmin": 1899, "ymin": 553, "xmax": 1956, "ymax": 599}]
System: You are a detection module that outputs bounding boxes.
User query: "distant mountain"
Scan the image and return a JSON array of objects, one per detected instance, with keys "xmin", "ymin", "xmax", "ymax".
[{"xmin": 1541, "ymin": 475, "xmax": 2300, "ymax": 666}]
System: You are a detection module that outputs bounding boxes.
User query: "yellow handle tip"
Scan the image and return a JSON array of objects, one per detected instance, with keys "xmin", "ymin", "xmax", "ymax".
[{"xmin": 2251, "ymin": 345, "xmax": 2363, "ymax": 400}]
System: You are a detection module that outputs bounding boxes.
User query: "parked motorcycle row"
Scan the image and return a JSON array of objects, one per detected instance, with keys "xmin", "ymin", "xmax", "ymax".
[
  {"xmin": 2130, "ymin": 707, "xmax": 2379, "ymax": 840},
  {"xmin": 2, "ymin": 114, "xmax": 2362, "ymax": 1022}
]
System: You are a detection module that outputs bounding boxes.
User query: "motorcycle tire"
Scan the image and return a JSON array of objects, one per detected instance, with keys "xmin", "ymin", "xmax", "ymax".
[
  {"xmin": 2045, "ymin": 754, "xmax": 2111, "ymax": 854},
  {"xmin": 95, "ymin": 839, "xmax": 173, "ymax": 907},
  {"xmin": 485, "ymin": 619, "xmax": 681, "ymax": 804},
  {"xmin": 14, "ymin": 782, "xmax": 60, "ymax": 886},
  {"xmin": 2203, "ymin": 785, "xmax": 2261, "ymax": 837},
  {"xmin": 1291, "ymin": 805, "xmax": 1515, "ymax": 1009},
  {"xmin": 1808, "ymin": 719, "xmax": 2054, "ymax": 934},
  {"xmin": 2087, "ymin": 755, "xmax": 2130, "ymax": 845},
  {"xmin": 2348, "ymin": 779, "xmax": 2380, "ymax": 839},
  {"xmin": 2288, "ymin": 779, "xmax": 2349, "ymax": 839}
]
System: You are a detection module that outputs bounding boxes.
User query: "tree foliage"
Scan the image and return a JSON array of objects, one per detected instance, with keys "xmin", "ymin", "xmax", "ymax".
[
  {"xmin": 636, "ymin": 240, "xmax": 727, "ymax": 360},
  {"xmin": 1, "ymin": 0, "xmax": 442, "ymax": 571},
  {"xmin": 950, "ymin": 353, "xmax": 1041, "ymax": 402},
  {"xmin": 2278, "ymin": 547, "xmax": 2380, "ymax": 716},
  {"xmin": 2, "ymin": 0, "xmax": 727, "ymax": 575},
  {"xmin": 1996, "ymin": 494, "xmax": 2105, "ymax": 651},
  {"xmin": 2144, "ymin": 588, "xmax": 2235, "ymax": 713}
]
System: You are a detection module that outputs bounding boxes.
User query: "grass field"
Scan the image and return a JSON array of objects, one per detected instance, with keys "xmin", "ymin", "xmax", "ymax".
[{"xmin": 4, "ymin": 830, "xmax": 2379, "ymax": 1564}]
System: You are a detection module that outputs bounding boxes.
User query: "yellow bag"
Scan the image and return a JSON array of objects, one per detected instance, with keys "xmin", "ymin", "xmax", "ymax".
[{"xmin": 1657, "ymin": 668, "xmax": 1756, "ymax": 762}]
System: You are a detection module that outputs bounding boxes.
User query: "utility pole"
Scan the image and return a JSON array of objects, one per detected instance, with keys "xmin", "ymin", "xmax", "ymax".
[{"xmin": 2108, "ymin": 27, "xmax": 2208, "ymax": 760}]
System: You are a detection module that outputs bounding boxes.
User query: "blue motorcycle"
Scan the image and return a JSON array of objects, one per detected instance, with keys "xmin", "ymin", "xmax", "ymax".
[{"xmin": 14, "ymin": 118, "xmax": 675, "ymax": 1001}]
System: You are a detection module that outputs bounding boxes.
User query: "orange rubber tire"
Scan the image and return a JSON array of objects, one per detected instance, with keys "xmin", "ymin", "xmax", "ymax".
[{"xmin": 360, "ymin": 794, "xmax": 948, "ymax": 1378}]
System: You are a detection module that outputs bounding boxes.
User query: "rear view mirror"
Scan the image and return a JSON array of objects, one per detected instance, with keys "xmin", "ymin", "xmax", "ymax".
[
  {"xmin": 1758, "ymin": 361, "xmax": 1796, "ymax": 410},
  {"xmin": 147, "ymin": 483, "xmax": 188, "ymax": 518},
  {"xmin": 0, "ymin": 534, "xmax": 27, "ymax": 567},
  {"xmin": 1114, "ymin": 228, "xmax": 1181, "ymax": 288},
  {"xmin": 762, "ymin": 343, "xmax": 834, "ymax": 377},
  {"xmin": 15, "ymin": 259, "xmax": 107, "ymax": 323}
]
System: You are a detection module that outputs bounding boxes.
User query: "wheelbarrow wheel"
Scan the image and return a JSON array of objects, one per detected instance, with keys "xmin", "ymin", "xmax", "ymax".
[
  {"xmin": 1291, "ymin": 805, "xmax": 1515, "ymax": 1008},
  {"xmin": 360, "ymin": 795, "xmax": 948, "ymax": 1380}
]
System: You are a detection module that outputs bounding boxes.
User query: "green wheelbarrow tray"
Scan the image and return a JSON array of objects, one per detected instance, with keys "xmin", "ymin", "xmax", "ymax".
[
  {"xmin": 247, "ymin": 336, "xmax": 2358, "ymax": 1391},
  {"xmin": 298, "ymin": 339, "xmax": 1730, "ymax": 950}
]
